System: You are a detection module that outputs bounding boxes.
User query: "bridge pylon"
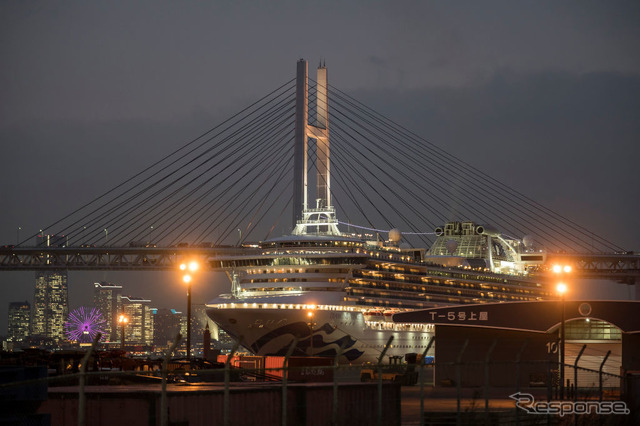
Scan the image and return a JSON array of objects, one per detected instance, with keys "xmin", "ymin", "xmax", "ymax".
[{"xmin": 293, "ymin": 59, "xmax": 330, "ymax": 227}]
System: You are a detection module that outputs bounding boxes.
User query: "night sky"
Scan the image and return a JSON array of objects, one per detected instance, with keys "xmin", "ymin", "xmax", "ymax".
[{"xmin": 1, "ymin": 2, "xmax": 639, "ymax": 335}]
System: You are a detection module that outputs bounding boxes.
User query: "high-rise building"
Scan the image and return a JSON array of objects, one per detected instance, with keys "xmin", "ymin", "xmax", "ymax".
[
  {"xmin": 191, "ymin": 304, "xmax": 217, "ymax": 354},
  {"xmin": 93, "ymin": 282, "xmax": 122, "ymax": 342},
  {"xmin": 151, "ymin": 308, "xmax": 182, "ymax": 350},
  {"xmin": 214, "ymin": 328, "xmax": 234, "ymax": 351},
  {"xmin": 32, "ymin": 235, "xmax": 68, "ymax": 343},
  {"xmin": 121, "ymin": 296, "xmax": 153, "ymax": 346},
  {"xmin": 8, "ymin": 301, "xmax": 31, "ymax": 342},
  {"xmin": 32, "ymin": 271, "xmax": 68, "ymax": 342}
]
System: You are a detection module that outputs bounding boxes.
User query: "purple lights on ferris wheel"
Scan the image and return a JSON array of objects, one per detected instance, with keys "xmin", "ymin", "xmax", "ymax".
[{"xmin": 65, "ymin": 306, "xmax": 107, "ymax": 343}]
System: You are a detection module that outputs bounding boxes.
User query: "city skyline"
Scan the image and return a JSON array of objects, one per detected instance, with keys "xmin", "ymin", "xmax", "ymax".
[
  {"xmin": 1, "ymin": 2, "xmax": 639, "ymax": 334},
  {"xmin": 5, "ymin": 276, "xmax": 215, "ymax": 351}
]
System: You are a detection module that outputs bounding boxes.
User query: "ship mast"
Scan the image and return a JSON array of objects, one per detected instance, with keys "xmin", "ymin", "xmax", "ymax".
[{"xmin": 292, "ymin": 59, "xmax": 340, "ymax": 236}]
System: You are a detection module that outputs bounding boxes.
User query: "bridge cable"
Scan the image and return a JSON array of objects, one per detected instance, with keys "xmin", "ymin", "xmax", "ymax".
[
  {"xmin": 25, "ymin": 78, "xmax": 295, "ymax": 246},
  {"xmin": 328, "ymin": 83, "xmax": 623, "ymax": 252}
]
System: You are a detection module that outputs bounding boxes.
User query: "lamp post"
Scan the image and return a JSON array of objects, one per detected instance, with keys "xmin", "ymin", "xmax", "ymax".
[
  {"xmin": 180, "ymin": 261, "xmax": 199, "ymax": 360},
  {"xmin": 118, "ymin": 314, "xmax": 128, "ymax": 350},
  {"xmin": 552, "ymin": 263, "xmax": 571, "ymax": 400},
  {"xmin": 556, "ymin": 282, "xmax": 567, "ymax": 399},
  {"xmin": 307, "ymin": 310, "xmax": 316, "ymax": 356}
]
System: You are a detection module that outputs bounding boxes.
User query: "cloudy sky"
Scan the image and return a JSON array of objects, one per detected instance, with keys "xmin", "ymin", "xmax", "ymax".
[{"xmin": 1, "ymin": 2, "xmax": 639, "ymax": 334}]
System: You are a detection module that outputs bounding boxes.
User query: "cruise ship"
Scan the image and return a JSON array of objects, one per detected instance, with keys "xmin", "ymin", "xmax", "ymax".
[
  {"xmin": 205, "ymin": 60, "xmax": 552, "ymax": 363},
  {"xmin": 206, "ymin": 211, "xmax": 551, "ymax": 363}
]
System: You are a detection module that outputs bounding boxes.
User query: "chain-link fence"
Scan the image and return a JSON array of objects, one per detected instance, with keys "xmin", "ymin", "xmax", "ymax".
[{"xmin": 1, "ymin": 334, "xmax": 637, "ymax": 425}]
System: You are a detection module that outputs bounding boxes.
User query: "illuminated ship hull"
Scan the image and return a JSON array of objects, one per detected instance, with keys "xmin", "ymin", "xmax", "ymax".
[{"xmin": 207, "ymin": 295, "xmax": 434, "ymax": 364}]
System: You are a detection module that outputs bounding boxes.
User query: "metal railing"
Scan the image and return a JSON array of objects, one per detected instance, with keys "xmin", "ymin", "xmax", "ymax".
[{"xmin": 1, "ymin": 336, "xmax": 636, "ymax": 426}]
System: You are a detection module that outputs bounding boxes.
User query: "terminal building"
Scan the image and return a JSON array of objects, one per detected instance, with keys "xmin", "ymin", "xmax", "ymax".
[{"xmin": 393, "ymin": 300, "xmax": 640, "ymax": 390}]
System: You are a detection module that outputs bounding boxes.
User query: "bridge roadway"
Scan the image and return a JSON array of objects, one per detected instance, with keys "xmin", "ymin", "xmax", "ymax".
[
  {"xmin": 0, "ymin": 246, "xmax": 638, "ymax": 285},
  {"xmin": 0, "ymin": 246, "xmax": 255, "ymax": 271},
  {"xmin": 545, "ymin": 252, "xmax": 640, "ymax": 285}
]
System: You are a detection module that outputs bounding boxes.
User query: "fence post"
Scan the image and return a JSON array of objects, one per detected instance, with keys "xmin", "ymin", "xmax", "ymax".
[
  {"xmin": 455, "ymin": 339, "xmax": 469, "ymax": 426},
  {"xmin": 332, "ymin": 339, "xmax": 348, "ymax": 426},
  {"xmin": 599, "ymin": 350, "xmax": 611, "ymax": 402},
  {"xmin": 377, "ymin": 335, "xmax": 394, "ymax": 426},
  {"xmin": 160, "ymin": 333, "xmax": 181, "ymax": 426},
  {"xmin": 78, "ymin": 332, "xmax": 101, "ymax": 426},
  {"xmin": 573, "ymin": 344, "xmax": 587, "ymax": 402},
  {"xmin": 282, "ymin": 338, "xmax": 298, "ymax": 426},
  {"xmin": 420, "ymin": 336, "xmax": 436, "ymax": 426},
  {"xmin": 484, "ymin": 339, "xmax": 498, "ymax": 413},
  {"xmin": 224, "ymin": 337, "xmax": 243, "ymax": 426},
  {"xmin": 547, "ymin": 358, "xmax": 553, "ymax": 402},
  {"xmin": 515, "ymin": 340, "xmax": 528, "ymax": 393},
  {"xmin": 514, "ymin": 340, "xmax": 528, "ymax": 426}
]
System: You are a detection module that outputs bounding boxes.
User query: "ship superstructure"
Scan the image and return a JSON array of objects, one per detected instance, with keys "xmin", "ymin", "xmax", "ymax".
[
  {"xmin": 207, "ymin": 221, "xmax": 549, "ymax": 362},
  {"xmin": 206, "ymin": 60, "xmax": 551, "ymax": 363}
]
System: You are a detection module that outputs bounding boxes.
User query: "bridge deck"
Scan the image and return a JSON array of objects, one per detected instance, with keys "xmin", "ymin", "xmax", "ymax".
[
  {"xmin": 0, "ymin": 247, "xmax": 638, "ymax": 285},
  {"xmin": 0, "ymin": 246, "xmax": 251, "ymax": 271}
]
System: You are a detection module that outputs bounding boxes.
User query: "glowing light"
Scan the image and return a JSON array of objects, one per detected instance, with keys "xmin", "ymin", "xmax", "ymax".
[
  {"xmin": 556, "ymin": 282, "xmax": 568, "ymax": 295},
  {"xmin": 188, "ymin": 261, "xmax": 199, "ymax": 272},
  {"xmin": 180, "ymin": 263, "xmax": 187, "ymax": 271},
  {"xmin": 552, "ymin": 264, "xmax": 572, "ymax": 274},
  {"xmin": 118, "ymin": 314, "xmax": 128, "ymax": 324},
  {"xmin": 307, "ymin": 311, "xmax": 314, "ymax": 318},
  {"xmin": 183, "ymin": 274, "xmax": 192, "ymax": 284},
  {"xmin": 65, "ymin": 307, "xmax": 106, "ymax": 343}
]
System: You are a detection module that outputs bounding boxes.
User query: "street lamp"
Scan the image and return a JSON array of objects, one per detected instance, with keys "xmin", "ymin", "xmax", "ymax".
[
  {"xmin": 552, "ymin": 262, "xmax": 572, "ymax": 399},
  {"xmin": 180, "ymin": 261, "xmax": 199, "ymax": 360},
  {"xmin": 556, "ymin": 281, "xmax": 568, "ymax": 399},
  {"xmin": 307, "ymin": 310, "xmax": 316, "ymax": 356},
  {"xmin": 118, "ymin": 314, "xmax": 128, "ymax": 350}
]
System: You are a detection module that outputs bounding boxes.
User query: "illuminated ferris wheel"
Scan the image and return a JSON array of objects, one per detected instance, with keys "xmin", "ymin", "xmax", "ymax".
[{"xmin": 64, "ymin": 307, "xmax": 107, "ymax": 343}]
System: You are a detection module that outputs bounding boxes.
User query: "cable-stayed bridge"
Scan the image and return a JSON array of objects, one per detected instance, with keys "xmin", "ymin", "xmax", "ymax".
[{"xmin": 0, "ymin": 60, "xmax": 638, "ymax": 288}]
